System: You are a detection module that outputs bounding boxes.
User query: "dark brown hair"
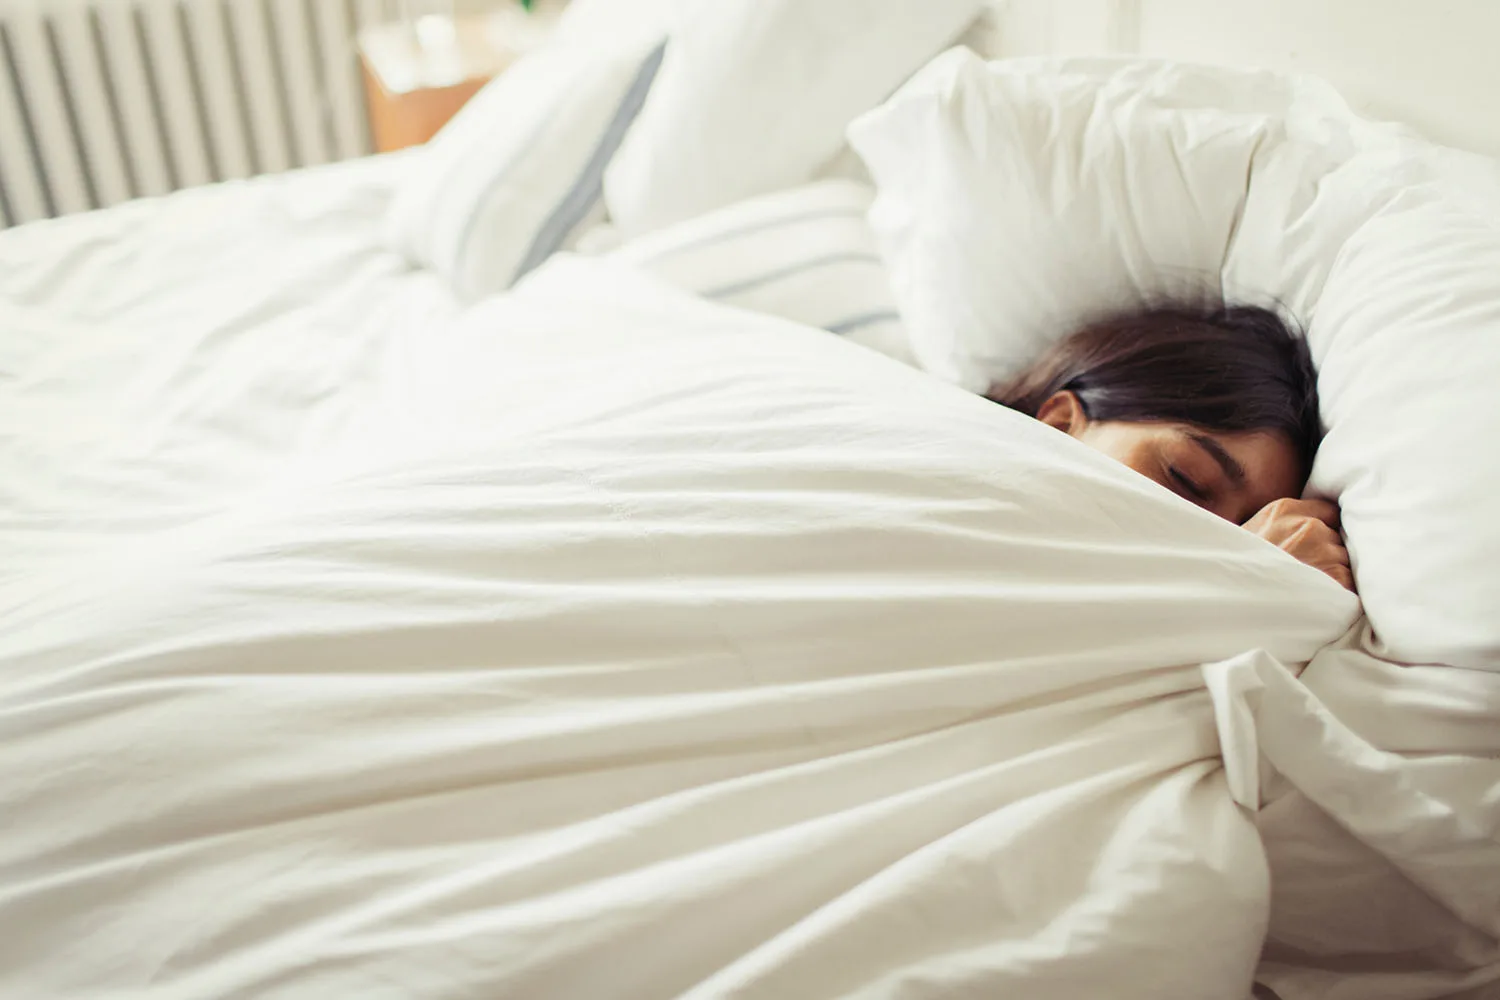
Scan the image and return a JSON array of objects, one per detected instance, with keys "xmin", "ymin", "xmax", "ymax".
[{"xmin": 988, "ymin": 305, "xmax": 1323, "ymax": 476}]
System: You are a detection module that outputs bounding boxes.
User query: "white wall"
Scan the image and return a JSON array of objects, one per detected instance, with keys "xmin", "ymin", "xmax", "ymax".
[{"xmin": 983, "ymin": 0, "xmax": 1500, "ymax": 159}]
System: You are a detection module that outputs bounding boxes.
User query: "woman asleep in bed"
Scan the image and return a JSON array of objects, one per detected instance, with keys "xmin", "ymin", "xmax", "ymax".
[{"xmin": 988, "ymin": 305, "xmax": 1355, "ymax": 590}]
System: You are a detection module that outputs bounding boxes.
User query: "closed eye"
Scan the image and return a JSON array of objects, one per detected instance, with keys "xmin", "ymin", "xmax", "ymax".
[{"xmin": 1168, "ymin": 466, "xmax": 1210, "ymax": 504}]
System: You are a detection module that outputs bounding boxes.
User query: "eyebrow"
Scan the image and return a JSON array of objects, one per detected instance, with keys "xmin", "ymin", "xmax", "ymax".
[{"xmin": 1189, "ymin": 433, "xmax": 1247, "ymax": 488}]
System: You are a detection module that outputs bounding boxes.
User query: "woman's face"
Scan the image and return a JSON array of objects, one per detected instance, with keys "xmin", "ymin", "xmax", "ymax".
[{"xmin": 1037, "ymin": 392, "xmax": 1304, "ymax": 524}]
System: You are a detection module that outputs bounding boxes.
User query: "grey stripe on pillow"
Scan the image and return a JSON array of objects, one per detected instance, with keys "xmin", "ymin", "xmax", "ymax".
[
  {"xmin": 703, "ymin": 251, "xmax": 884, "ymax": 300},
  {"xmin": 827, "ymin": 310, "xmax": 902, "ymax": 335},
  {"xmin": 511, "ymin": 40, "xmax": 668, "ymax": 283},
  {"xmin": 639, "ymin": 206, "xmax": 870, "ymax": 264},
  {"xmin": 451, "ymin": 110, "xmax": 558, "ymax": 278}
]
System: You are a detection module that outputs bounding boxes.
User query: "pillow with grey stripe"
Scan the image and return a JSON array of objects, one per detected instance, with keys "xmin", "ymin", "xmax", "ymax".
[
  {"xmin": 610, "ymin": 180, "xmax": 915, "ymax": 364},
  {"xmin": 385, "ymin": 32, "xmax": 666, "ymax": 303}
]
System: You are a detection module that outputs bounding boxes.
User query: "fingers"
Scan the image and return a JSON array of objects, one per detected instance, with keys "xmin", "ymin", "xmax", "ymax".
[
  {"xmin": 1286, "ymin": 517, "xmax": 1338, "ymax": 551},
  {"xmin": 1280, "ymin": 497, "xmax": 1341, "ymax": 529},
  {"xmin": 1245, "ymin": 497, "xmax": 1343, "ymax": 534},
  {"xmin": 1242, "ymin": 496, "xmax": 1356, "ymax": 591},
  {"xmin": 1302, "ymin": 498, "xmax": 1342, "ymax": 529},
  {"xmin": 1294, "ymin": 517, "xmax": 1348, "ymax": 551},
  {"xmin": 1296, "ymin": 519, "xmax": 1353, "ymax": 578},
  {"xmin": 1325, "ymin": 563, "xmax": 1356, "ymax": 591}
]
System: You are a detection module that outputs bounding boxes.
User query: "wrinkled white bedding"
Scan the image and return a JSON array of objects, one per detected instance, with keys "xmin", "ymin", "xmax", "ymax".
[
  {"xmin": 1, "ymin": 166, "xmax": 1496, "ymax": 1000},
  {"xmin": 1250, "ymin": 631, "xmax": 1500, "ymax": 1000},
  {"xmin": 0, "ymin": 154, "xmax": 452, "ymax": 579}
]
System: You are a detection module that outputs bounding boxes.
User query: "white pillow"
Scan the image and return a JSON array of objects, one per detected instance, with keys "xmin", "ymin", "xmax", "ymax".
[
  {"xmin": 1304, "ymin": 191, "xmax": 1500, "ymax": 670},
  {"xmin": 603, "ymin": 0, "xmax": 984, "ymax": 236},
  {"xmin": 553, "ymin": 0, "xmax": 680, "ymax": 44},
  {"xmin": 850, "ymin": 48, "xmax": 1500, "ymax": 671},
  {"xmin": 385, "ymin": 33, "xmax": 666, "ymax": 302},
  {"xmin": 848, "ymin": 49, "xmax": 1278, "ymax": 391},
  {"xmin": 610, "ymin": 180, "xmax": 913, "ymax": 364}
]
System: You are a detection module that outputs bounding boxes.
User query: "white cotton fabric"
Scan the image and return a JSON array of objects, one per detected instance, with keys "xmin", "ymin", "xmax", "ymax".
[
  {"xmin": 553, "ymin": 0, "xmax": 681, "ymax": 44},
  {"xmin": 603, "ymin": 0, "xmax": 984, "ymax": 235},
  {"xmin": 0, "ymin": 155, "xmax": 454, "ymax": 580},
  {"xmin": 384, "ymin": 32, "xmax": 665, "ymax": 302},
  {"xmin": 611, "ymin": 179, "xmax": 914, "ymax": 363},
  {"xmin": 849, "ymin": 49, "xmax": 1500, "ymax": 672},
  {"xmin": 847, "ymin": 49, "xmax": 1289, "ymax": 391},
  {"xmin": 4, "ymin": 160, "xmax": 1495, "ymax": 997},
  {"xmin": 847, "ymin": 55, "xmax": 1500, "ymax": 991},
  {"xmin": 1285, "ymin": 192, "xmax": 1500, "ymax": 670},
  {"xmin": 1, "ymin": 254, "xmax": 1378, "ymax": 999},
  {"xmin": 1207, "ymin": 628, "xmax": 1500, "ymax": 1000}
]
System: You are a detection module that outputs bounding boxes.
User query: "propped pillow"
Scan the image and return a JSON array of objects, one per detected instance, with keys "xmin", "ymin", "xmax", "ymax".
[
  {"xmin": 1304, "ymin": 190, "xmax": 1500, "ymax": 669},
  {"xmin": 385, "ymin": 33, "xmax": 666, "ymax": 302},
  {"xmin": 552, "ymin": 0, "xmax": 680, "ymax": 43},
  {"xmin": 849, "ymin": 47, "xmax": 1500, "ymax": 670},
  {"xmin": 610, "ymin": 180, "xmax": 913, "ymax": 364},
  {"xmin": 603, "ymin": 0, "xmax": 984, "ymax": 236},
  {"xmin": 848, "ymin": 48, "xmax": 1280, "ymax": 391}
]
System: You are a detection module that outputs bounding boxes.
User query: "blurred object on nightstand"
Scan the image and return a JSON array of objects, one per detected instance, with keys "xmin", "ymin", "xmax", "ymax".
[{"xmin": 359, "ymin": 6, "xmax": 558, "ymax": 153}]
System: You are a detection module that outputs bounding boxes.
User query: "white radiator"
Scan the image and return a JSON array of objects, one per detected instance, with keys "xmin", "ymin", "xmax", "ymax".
[{"xmin": 0, "ymin": 0, "xmax": 429, "ymax": 229}]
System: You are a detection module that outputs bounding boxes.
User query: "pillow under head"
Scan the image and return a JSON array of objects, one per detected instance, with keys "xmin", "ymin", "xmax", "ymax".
[{"xmin": 848, "ymin": 49, "xmax": 1287, "ymax": 392}]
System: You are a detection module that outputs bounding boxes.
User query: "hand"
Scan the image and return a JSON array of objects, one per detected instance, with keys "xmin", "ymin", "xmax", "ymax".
[{"xmin": 1243, "ymin": 498, "xmax": 1355, "ymax": 591}]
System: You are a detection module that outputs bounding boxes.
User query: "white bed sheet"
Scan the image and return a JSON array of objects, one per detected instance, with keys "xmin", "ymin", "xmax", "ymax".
[{"xmin": 0, "ymin": 153, "xmax": 458, "ymax": 581}]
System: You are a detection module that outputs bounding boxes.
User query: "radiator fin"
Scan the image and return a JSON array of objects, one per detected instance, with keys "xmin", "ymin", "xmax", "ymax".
[
  {"xmin": 94, "ymin": 1, "xmax": 175, "ymax": 197},
  {"xmin": 314, "ymin": 0, "xmax": 368, "ymax": 160},
  {"xmin": 7, "ymin": 9, "xmax": 91, "ymax": 214},
  {"xmin": 49, "ymin": 2, "xmax": 133, "ymax": 206},
  {"xmin": 141, "ymin": 0, "xmax": 215, "ymax": 188},
  {"xmin": 182, "ymin": 0, "xmax": 254, "ymax": 179},
  {"xmin": 0, "ymin": 22, "xmax": 51, "ymax": 222}
]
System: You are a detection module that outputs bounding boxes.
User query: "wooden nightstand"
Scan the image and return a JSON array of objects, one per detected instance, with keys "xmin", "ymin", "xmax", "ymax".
[{"xmin": 359, "ymin": 8, "xmax": 557, "ymax": 153}]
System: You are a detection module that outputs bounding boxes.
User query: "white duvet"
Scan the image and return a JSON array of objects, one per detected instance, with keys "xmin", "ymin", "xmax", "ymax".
[
  {"xmin": 0, "ymin": 155, "xmax": 455, "ymax": 580},
  {"xmin": 2, "ymin": 236, "xmax": 1496, "ymax": 997}
]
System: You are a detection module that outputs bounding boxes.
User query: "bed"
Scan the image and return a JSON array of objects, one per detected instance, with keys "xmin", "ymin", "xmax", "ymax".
[{"xmin": 2, "ymin": 2, "xmax": 1497, "ymax": 999}]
